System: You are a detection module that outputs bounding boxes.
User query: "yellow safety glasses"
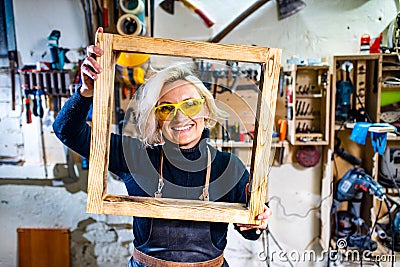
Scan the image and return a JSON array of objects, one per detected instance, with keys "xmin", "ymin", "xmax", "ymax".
[{"xmin": 154, "ymin": 98, "xmax": 205, "ymax": 121}]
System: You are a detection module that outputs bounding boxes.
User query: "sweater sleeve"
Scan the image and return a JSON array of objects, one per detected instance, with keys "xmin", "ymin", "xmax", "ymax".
[{"xmin": 52, "ymin": 91, "xmax": 129, "ymax": 173}]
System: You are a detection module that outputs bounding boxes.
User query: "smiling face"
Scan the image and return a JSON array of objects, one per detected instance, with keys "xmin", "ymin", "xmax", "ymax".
[{"xmin": 157, "ymin": 80, "xmax": 208, "ymax": 149}]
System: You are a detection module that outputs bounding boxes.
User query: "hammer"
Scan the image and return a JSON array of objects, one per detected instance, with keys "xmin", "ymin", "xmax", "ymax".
[{"xmin": 159, "ymin": 0, "xmax": 215, "ymax": 28}]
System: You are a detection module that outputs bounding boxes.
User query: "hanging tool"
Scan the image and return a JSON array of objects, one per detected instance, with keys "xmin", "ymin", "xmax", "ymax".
[
  {"xmin": 276, "ymin": 0, "xmax": 306, "ymax": 20},
  {"xmin": 8, "ymin": 51, "xmax": 17, "ymax": 110},
  {"xmin": 278, "ymin": 119, "xmax": 287, "ymax": 142},
  {"xmin": 23, "ymin": 90, "xmax": 32, "ymax": 124},
  {"xmin": 159, "ymin": 0, "xmax": 215, "ymax": 28},
  {"xmin": 209, "ymin": 0, "xmax": 269, "ymax": 42},
  {"xmin": 113, "ymin": 0, "xmax": 119, "ymax": 24},
  {"xmin": 94, "ymin": 0, "xmax": 104, "ymax": 27},
  {"xmin": 33, "ymin": 89, "xmax": 44, "ymax": 118},
  {"xmin": 286, "ymin": 78, "xmax": 293, "ymax": 120},
  {"xmin": 82, "ymin": 0, "xmax": 95, "ymax": 43},
  {"xmin": 209, "ymin": 0, "xmax": 306, "ymax": 42},
  {"xmin": 303, "ymin": 103, "xmax": 310, "ymax": 116},
  {"xmin": 336, "ymin": 61, "xmax": 354, "ymax": 121},
  {"xmin": 146, "ymin": 0, "xmax": 155, "ymax": 37},
  {"xmin": 4, "ymin": 0, "xmax": 18, "ymax": 110},
  {"xmin": 334, "ymin": 137, "xmax": 362, "ymax": 166},
  {"xmin": 39, "ymin": 111, "xmax": 48, "ymax": 178},
  {"xmin": 47, "ymin": 30, "xmax": 70, "ymax": 70},
  {"xmin": 300, "ymin": 100, "xmax": 306, "ymax": 116},
  {"xmin": 279, "ymin": 69, "xmax": 284, "ymax": 97},
  {"xmin": 103, "ymin": 0, "xmax": 109, "ymax": 27},
  {"xmin": 21, "ymin": 72, "xmax": 32, "ymax": 124}
]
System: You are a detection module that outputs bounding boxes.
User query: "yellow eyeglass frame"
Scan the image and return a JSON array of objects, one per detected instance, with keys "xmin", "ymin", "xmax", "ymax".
[{"xmin": 153, "ymin": 98, "xmax": 205, "ymax": 121}]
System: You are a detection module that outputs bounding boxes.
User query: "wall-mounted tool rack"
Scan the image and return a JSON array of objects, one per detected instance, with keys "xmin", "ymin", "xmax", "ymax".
[{"xmin": 285, "ymin": 65, "xmax": 330, "ymax": 145}]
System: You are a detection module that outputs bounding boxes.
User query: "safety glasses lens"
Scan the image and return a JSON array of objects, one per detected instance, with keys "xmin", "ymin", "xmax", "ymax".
[
  {"xmin": 181, "ymin": 99, "xmax": 203, "ymax": 116},
  {"xmin": 154, "ymin": 99, "xmax": 204, "ymax": 121}
]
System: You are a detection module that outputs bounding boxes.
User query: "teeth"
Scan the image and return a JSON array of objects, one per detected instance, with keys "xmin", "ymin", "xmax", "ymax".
[{"xmin": 172, "ymin": 125, "xmax": 192, "ymax": 131}]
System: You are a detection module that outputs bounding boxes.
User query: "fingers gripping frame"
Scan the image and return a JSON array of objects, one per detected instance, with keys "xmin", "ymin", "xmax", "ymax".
[{"xmin": 87, "ymin": 32, "xmax": 281, "ymax": 225}]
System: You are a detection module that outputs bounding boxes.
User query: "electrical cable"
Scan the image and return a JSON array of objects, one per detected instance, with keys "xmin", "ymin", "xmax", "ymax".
[
  {"xmin": 268, "ymin": 194, "xmax": 332, "ymax": 219},
  {"xmin": 268, "ymin": 165, "xmax": 334, "ymax": 219},
  {"xmin": 355, "ymin": 93, "xmax": 373, "ymax": 123},
  {"xmin": 361, "ymin": 200, "xmax": 382, "ymax": 266},
  {"xmin": 384, "ymin": 198, "xmax": 395, "ymax": 267},
  {"xmin": 261, "ymin": 228, "xmax": 295, "ymax": 267},
  {"xmin": 370, "ymin": 200, "xmax": 383, "ymax": 239},
  {"xmin": 261, "ymin": 230, "xmax": 269, "ymax": 266}
]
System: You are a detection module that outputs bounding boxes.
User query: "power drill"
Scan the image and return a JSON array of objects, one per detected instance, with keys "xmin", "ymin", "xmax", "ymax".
[
  {"xmin": 333, "ymin": 167, "xmax": 385, "ymax": 219},
  {"xmin": 334, "ymin": 167, "xmax": 385, "ymax": 205},
  {"xmin": 332, "ymin": 168, "xmax": 385, "ymax": 251}
]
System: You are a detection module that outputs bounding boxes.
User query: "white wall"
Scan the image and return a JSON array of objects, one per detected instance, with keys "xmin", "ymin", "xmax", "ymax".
[
  {"xmin": 14, "ymin": 0, "xmax": 88, "ymax": 65},
  {"xmin": 0, "ymin": 0, "xmax": 398, "ymax": 266}
]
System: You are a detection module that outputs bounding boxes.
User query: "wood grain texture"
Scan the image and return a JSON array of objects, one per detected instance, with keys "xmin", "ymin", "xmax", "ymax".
[
  {"xmin": 112, "ymin": 34, "xmax": 276, "ymax": 63},
  {"xmin": 17, "ymin": 228, "xmax": 70, "ymax": 267},
  {"xmin": 103, "ymin": 194, "xmax": 251, "ymax": 224},
  {"xmin": 87, "ymin": 32, "xmax": 116, "ymax": 214},
  {"xmin": 248, "ymin": 51, "xmax": 281, "ymax": 225}
]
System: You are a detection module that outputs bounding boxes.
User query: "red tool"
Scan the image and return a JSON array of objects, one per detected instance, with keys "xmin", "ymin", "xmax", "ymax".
[
  {"xmin": 24, "ymin": 94, "xmax": 32, "ymax": 124},
  {"xmin": 159, "ymin": 0, "xmax": 215, "ymax": 28},
  {"xmin": 103, "ymin": 0, "xmax": 109, "ymax": 27},
  {"xmin": 278, "ymin": 119, "xmax": 287, "ymax": 142},
  {"xmin": 21, "ymin": 72, "xmax": 32, "ymax": 124}
]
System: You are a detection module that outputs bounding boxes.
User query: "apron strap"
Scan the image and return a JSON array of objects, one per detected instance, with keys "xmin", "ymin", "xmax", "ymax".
[
  {"xmin": 155, "ymin": 146, "xmax": 211, "ymax": 201},
  {"xmin": 199, "ymin": 147, "xmax": 211, "ymax": 201}
]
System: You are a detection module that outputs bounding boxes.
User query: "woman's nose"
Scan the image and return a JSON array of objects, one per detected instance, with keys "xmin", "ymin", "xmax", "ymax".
[{"xmin": 172, "ymin": 108, "xmax": 187, "ymax": 120}]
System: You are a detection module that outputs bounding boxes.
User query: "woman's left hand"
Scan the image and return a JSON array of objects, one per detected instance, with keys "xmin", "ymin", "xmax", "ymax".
[{"xmin": 236, "ymin": 205, "xmax": 272, "ymax": 232}]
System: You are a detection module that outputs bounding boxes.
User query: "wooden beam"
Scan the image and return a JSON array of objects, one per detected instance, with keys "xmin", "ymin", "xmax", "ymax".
[
  {"xmin": 87, "ymin": 32, "xmax": 116, "ymax": 214},
  {"xmin": 248, "ymin": 51, "xmax": 281, "ymax": 224},
  {"xmin": 112, "ymin": 34, "xmax": 271, "ymax": 63},
  {"xmin": 103, "ymin": 195, "xmax": 251, "ymax": 224}
]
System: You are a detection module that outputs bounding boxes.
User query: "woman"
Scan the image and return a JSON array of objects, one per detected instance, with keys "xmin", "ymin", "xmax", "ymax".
[{"xmin": 53, "ymin": 28, "xmax": 271, "ymax": 267}]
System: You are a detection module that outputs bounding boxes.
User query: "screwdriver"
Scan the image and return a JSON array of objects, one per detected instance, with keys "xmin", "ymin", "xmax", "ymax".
[
  {"xmin": 24, "ymin": 89, "xmax": 32, "ymax": 124},
  {"xmin": 33, "ymin": 89, "xmax": 44, "ymax": 118},
  {"xmin": 21, "ymin": 73, "xmax": 32, "ymax": 124}
]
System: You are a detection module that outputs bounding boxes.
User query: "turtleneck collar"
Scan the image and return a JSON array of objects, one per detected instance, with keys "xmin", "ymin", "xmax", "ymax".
[{"xmin": 161, "ymin": 128, "xmax": 211, "ymax": 171}]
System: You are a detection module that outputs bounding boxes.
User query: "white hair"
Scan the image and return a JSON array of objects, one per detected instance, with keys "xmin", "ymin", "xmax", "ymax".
[{"xmin": 135, "ymin": 63, "xmax": 227, "ymax": 147}]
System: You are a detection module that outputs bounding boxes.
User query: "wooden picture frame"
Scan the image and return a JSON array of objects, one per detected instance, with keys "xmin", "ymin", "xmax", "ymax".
[{"xmin": 87, "ymin": 32, "xmax": 281, "ymax": 225}]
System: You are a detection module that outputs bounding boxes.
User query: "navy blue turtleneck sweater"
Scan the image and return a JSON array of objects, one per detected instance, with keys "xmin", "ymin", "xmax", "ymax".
[{"xmin": 53, "ymin": 91, "xmax": 261, "ymax": 250}]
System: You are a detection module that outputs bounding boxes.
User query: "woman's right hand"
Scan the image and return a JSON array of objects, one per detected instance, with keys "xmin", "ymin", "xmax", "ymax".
[{"xmin": 80, "ymin": 28, "xmax": 104, "ymax": 97}]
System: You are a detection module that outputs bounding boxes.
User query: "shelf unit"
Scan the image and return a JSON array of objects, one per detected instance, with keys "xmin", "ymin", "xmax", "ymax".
[
  {"xmin": 285, "ymin": 65, "xmax": 330, "ymax": 145},
  {"xmin": 320, "ymin": 54, "xmax": 400, "ymax": 252}
]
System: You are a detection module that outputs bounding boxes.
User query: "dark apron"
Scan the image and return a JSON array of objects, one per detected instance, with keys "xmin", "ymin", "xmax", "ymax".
[
  {"xmin": 127, "ymin": 219, "xmax": 229, "ymax": 267},
  {"xmin": 127, "ymin": 147, "xmax": 228, "ymax": 267}
]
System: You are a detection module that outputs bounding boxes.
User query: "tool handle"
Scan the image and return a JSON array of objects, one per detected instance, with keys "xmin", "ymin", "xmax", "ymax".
[
  {"xmin": 36, "ymin": 91, "xmax": 44, "ymax": 118},
  {"xmin": 32, "ymin": 93, "xmax": 38, "ymax": 117},
  {"xmin": 278, "ymin": 120, "xmax": 287, "ymax": 142},
  {"xmin": 103, "ymin": 7, "xmax": 109, "ymax": 27},
  {"xmin": 194, "ymin": 8, "xmax": 214, "ymax": 28},
  {"xmin": 181, "ymin": 0, "xmax": 214, "ymax": 27},
  {"xmin": 24, "ymin": 98, "xmax": 32, "ymax": 124},
  {"xmin": 103, "ymin": 0, "xmax": 109, "ymax": 27}
]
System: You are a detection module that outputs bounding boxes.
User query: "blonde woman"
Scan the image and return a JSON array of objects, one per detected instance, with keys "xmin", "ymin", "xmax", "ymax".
[{"xmin": 53, "ymin": 28, "xmax": 271, "ymax": 267}]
